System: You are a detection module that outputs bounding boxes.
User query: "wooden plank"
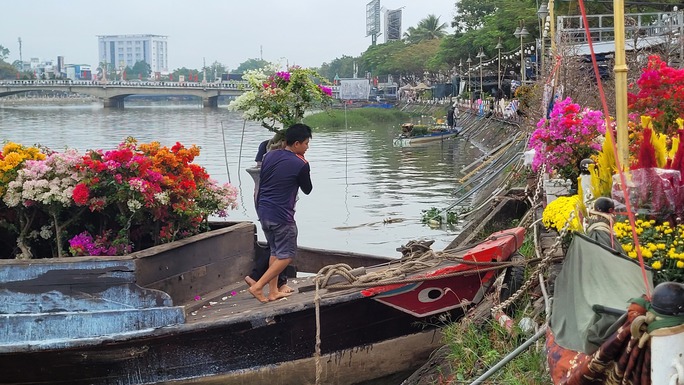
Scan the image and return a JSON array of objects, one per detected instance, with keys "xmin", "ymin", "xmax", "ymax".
[{"xmin": 133, "ymin": 222, "xmax": 256, "ymax": 305}]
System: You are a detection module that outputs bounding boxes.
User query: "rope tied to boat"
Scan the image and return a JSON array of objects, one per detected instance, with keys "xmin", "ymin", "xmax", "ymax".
[{"xmin": 317, "ymin": 238, "xmax": 529, "ymax": 292}]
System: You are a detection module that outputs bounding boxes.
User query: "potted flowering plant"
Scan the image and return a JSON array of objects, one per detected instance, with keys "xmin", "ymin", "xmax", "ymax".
[
  {"xmin": 614, "ymin": 217, "xmax": 684, "ymax": 284},
  {"xmin": 228, "ymin": 65, "xmax": 333, "ymax": 134},
  {"xmin": 0, "ymin": 139, "xmax": 238, "ymax": 259},
  {"xmin": 628, "ymin": 55, "xmax": 684, "ymax": 138},
  {"xmin": 528, "ymin": 97, "xmax": 606, "ymax": 184}
]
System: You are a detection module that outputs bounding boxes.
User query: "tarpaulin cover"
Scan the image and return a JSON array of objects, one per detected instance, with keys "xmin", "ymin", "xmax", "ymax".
[{"xmin": 549, "ymin": 233, "xmax": 653, "ymax": 354}]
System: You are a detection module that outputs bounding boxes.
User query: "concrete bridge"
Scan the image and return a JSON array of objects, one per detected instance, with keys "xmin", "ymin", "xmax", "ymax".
[{"xmin": 0, "ymin": 80, "xmax": 249, "ymax": 108}]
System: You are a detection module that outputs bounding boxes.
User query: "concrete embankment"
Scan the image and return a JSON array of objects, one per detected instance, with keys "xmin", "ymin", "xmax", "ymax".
[{"xmin": 401, "ymin": 110, "xmax": 532, "ymax": 385}]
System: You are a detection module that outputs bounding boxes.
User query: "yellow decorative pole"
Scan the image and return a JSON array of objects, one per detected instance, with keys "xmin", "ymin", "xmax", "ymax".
[
  {"xmin": 614, "ymin": 0, "xmax": 629, "ymax": 166},
  {"xmin": 549, "ymin": 0, "xmax": 556, "ymax": 52}
]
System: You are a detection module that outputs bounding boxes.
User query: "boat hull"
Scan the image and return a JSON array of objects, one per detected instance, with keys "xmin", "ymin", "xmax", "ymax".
[
  {"xmin": 0, "ymin": 222, "xmax": 524, "ymax": 385},
  {"xmin": 393, "ymin": 129, "xmax": 460, "ymax": 148},
  {"xmin": 0, "ymin": 294, "xmax": 459, "ymax": 385}
]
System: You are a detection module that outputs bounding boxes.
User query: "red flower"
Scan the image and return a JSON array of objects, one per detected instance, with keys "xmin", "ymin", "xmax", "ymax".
[{"xmin": 73, "ymin": 183, "xmax": 90, "ymax": 205}]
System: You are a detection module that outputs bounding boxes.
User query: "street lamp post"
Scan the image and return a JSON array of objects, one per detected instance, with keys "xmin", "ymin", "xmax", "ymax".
[
  {"xmin": 458, "ymin": 59, "xmax": 463, "ymax": 97},
  {"xmin": 513, "ymin": 23, "xmax": 529, "ymax": 83},
  {"xmin": 466, "ymin": 56, "xmax": 472, "ymax": 100},
  {"xmin": 495, "ymin": 38, "xmax": 503, "ymax": 91},
  {"xmin": 537, "ymin": 3, "xmax": 549, "ymax": 77},
  {"xmin": 476, "ymin": 48, "xmax": 486, "ymax": 96}
]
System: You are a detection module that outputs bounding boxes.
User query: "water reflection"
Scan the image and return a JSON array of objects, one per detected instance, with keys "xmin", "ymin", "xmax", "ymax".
[{"xmin": 0, "ymin": 103, "xmax": 482, "ymax": 256}]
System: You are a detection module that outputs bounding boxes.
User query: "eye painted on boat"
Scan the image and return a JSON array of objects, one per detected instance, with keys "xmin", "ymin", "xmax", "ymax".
[{"xmin": 418, "ymin": 288, "xmax": 444, "ymax": 303}]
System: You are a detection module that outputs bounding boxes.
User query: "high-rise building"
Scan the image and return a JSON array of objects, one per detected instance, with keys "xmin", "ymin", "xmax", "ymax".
[{"xmin": 97, "ymin": 34, "xmax": 168, "ymax": 73}]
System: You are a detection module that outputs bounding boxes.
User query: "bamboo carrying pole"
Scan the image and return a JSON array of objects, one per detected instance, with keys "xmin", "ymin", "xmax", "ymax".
[{"xmin": 613, "ymin": 0, "xmax": 629, "ymax": 166}]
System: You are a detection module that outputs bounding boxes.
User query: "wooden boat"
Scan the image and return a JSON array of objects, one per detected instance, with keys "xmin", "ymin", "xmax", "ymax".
[
  {"xmin": 0, "ymin": 221, "xmax": 525, "ymax": 385},
  {"xmin": 393, "ymin": 122, "xmax": 461, "ymax": 148}
]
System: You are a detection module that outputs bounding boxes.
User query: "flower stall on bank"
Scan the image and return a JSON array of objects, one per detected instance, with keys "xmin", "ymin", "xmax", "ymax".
[{"xmin": 532, "ymin": 55, "xmax": 684, "ymax": 385}]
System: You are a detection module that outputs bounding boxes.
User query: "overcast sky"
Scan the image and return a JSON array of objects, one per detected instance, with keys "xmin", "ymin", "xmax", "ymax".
[{"xmin": 1, "ymin": 0, "xmax": 455, "ymax": 71}]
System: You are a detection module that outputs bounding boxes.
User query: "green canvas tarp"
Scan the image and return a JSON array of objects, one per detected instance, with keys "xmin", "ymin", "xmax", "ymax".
[{"xmin": 550, "ymin": 233, "xmax": 653, "ymax": 354}]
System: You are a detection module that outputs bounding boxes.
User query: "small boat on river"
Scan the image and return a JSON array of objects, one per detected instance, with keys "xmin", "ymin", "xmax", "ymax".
[
  {"xmin": 393, "ymin": 122, "xmax": 461, "ymax": 148},
  {"xmin": 0, "ymin": 221, "xmax": 525, "ymax": 385}
]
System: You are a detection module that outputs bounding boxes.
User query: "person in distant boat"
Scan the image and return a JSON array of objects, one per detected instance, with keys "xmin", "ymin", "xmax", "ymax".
[
  {"xmin": 248, "ymin": 123, "xmax": 313, "ymax": 303},
  {"xmin": 245, "ymin": 139, "xmax": 292, "ymax": 293}
]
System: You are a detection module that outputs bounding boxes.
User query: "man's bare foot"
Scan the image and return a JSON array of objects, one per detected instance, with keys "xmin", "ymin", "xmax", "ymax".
[
  {"xmin": 267, "ymin": 290, "xmax": 293, "ymax": 301},
  {"xmin": 244, "ymin": 276, "xmax": 256, "ymax": 287},
  {"xmin": 248, "ymin": 286, "xmax": 270, "ymax": 303},
  {"xmin": 278, "ymin": 284, "xmax": 295, "ymax": 293}
]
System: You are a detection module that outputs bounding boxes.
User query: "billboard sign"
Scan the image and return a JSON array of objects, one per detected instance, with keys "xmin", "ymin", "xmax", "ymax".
[
  {"xmin": 339, "ymin": 79, "xmax": 371, "ymax": 100},
  {"xmin": 366, "ymin": 0, "xmax": 380, "ymax": 36},
  {"xmin": 385, "ymin": 9, "xmax": 402, "ymax": 41}
]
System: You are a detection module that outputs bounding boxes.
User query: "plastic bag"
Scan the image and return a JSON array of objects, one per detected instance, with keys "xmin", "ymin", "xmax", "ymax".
[{"xmin": 611, "ymin": 168, "xmax": 679, "ymax": 219}]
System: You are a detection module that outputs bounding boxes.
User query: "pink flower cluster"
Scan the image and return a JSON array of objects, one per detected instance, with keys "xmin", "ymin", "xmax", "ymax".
[{"xmin": 528, "ymin": 97, "xmax": 607, "ymax": 176}]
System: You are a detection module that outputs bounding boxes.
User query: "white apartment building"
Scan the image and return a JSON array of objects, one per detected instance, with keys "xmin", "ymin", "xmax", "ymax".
[{"xmin": 97, "ymin": 34, "xmax": 168, "ymax": 73}]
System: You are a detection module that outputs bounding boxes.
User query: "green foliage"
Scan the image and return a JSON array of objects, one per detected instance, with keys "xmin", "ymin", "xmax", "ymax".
[
  {"xmin": 234, "ymin": 58, "xmax": 270, "ymax": 73},
  {"xmin": 203, "ymin": 60, "xmax": 227, "ymax": 82},
  {"xmin": 170, "ymin": 67, "xmax": 200, "ymax": 81},
  {"xmin": 403, "ymin": 15, "xmax": 449, "ymax": 43},
  {"xmin": 0, "ymin": 61, "xmax": 17, "ymax": 80},
  {"xmin": 442, "ymin": 318, "xmax": 550, "ymax": 384},
  {"xmin": 126, "ymin": 61, "xmax": 151, "ymax": 79},
  {"xmin": 318, "ymin": 55, "xmax": 358, "ymax": 82},
  {"xmin": 421, "ymin": 207, "xmax": 458, "ymax": 228},
  {"xmin": 0, "ymin": 44, "xmax": 9, "ymax": 61}
]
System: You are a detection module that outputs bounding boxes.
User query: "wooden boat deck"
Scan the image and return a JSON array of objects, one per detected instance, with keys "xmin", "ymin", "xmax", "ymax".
[{"xmin": 184, "ymin": 266, "xmax": 383, "ymax": 326}]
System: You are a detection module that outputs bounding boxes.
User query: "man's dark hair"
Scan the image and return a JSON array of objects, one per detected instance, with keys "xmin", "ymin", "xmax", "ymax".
[{"xmin": 285, "ymin": 123, "xmax": 313, "ymax": 145}]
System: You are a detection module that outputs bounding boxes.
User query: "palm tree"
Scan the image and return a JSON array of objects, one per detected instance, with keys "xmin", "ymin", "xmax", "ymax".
[{"xmin": 404, "ymin": 15, "xmax": 449, "ymax": 43}]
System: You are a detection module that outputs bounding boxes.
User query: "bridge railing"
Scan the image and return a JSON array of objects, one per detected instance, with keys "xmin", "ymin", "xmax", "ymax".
[
  {"xmin": 0, "ymin": 79, "xmax": 250, "ymax": 90},
  {"xmin": 557, "ymin": 11, "xmax": 684, "ymax": 44}
]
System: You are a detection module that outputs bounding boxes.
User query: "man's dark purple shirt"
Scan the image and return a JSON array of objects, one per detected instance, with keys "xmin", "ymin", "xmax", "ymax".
[{"xmin": 256, "ymin": 149, "xmax": 312, "ymax": 224}]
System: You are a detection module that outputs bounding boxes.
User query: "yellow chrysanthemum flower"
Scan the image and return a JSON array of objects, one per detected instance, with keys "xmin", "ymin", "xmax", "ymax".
[
  {"xmin": 677, "ymin": 261, "xmax": 684, "ymax": 268},
  {"xmin": 652, "ymin": 261, "xmax": 662, "ymax": 270},
  {"xmin": 628, "ymin": 251, "xmax": 637, "ymax": 259}
]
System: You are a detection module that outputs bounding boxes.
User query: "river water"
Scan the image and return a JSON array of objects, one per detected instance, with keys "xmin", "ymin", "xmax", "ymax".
[{"xmin": 0, "ymin": 101, "xmax": 483, "ymax": 257}]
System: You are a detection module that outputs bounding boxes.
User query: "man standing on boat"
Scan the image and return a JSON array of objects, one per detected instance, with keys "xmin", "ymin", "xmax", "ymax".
[
  {"xmin": 245, "ymin": 139, "xmax": 292, "ymax": 293},
  {"xmin": 249, "ymin": 124, "xmax": 313, "ymax": 303}
]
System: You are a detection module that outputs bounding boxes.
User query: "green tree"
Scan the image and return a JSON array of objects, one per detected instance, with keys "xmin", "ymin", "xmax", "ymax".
[
  {"xmin": 129, "ymin": 60, "xmax": 151, "ymax": 79},
  {"xmin": 0, "ymin": 61, "xmax": 18, "ymax": 79},
  {"xmin": 171, "ymin": 67, "xmax": 200, "ymax": 81},
  {"xmin": 318, "ymin": 55, "xmax": 358, "ymax": 81},
  {"xmin": 403, "ymin": 15, "xmax": 449, "ymax": 43},
  {"xmin": 234, "ymin": 58, "xmax": 269, "ymax": 73},
  {"xmin": 203, "ymin": 60, "xmax": 227, "ymax": 82},
  {"xmin": 0, "ymin": 44, "xmax": 9, "ymax": 61}
]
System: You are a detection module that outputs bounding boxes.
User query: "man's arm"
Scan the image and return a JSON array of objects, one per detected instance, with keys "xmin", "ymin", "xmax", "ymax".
[{"xmin": 297, "ymin": 163, "xmax": 313, "ymax": 195}]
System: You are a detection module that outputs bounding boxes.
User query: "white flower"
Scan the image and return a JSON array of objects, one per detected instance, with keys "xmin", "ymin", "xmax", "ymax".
[{"xmin": 127, "ymin": 199, "xmax": 143, "ymax": 212}]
